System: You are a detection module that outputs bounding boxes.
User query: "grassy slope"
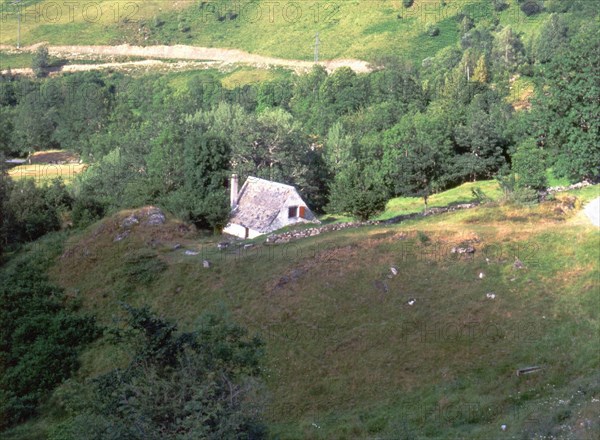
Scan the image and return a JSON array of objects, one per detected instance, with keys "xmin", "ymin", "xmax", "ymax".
[
  {"xmin": 1, "ymin": 0, "xmax": 548, "ymax": 64},
  {"xmin": 3, "ymin": 185, "xmax": 592, "ymax": 439}
]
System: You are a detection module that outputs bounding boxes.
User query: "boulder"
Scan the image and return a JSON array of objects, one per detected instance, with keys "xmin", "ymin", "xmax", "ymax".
[{"xmin": 121, "ymin": 215, "xmax": 139, "ymax": 228}]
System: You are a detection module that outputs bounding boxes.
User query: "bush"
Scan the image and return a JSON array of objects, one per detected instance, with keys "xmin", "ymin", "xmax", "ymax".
[
  {"xmin": 512, "ymin": 139, "xmax": 547, "ymax": 191},
  {"xmin": 2, "ymin": 179, "xmax": 62, "ymax": 243},
  {"xmin": 519, "ymin": 0, "xmax": 543, "ymax": 16},
  {"xmin": 71, "ymin": 195, "xmax": 106, "ymax": 228},
  {"xmin": 403, "ymin": 0, "xmax": 414, "ymax": 7},
  {"xmin": 509, "ymin": 187, "xmax": 540, "ymax": 205},
  {"xmin": 55, "ymin": 306, "xmax": 267, "ymax": 440},
  {"xmin": 0, "ymin": 249, "xmax": 99, "ymax": 429},
  {"xmin": 31, "ymin": 46, "xmax": 50, "ymax": 78},
  {"xmin": 492, "ymin": 0, "xmax": 509, "ymax": 11},
  {"xmin": 427, "ymin": 24, "xmax": 440, "ymax": 37}
]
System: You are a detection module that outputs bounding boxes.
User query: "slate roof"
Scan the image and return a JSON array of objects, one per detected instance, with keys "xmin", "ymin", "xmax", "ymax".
[{"xmin": 229, "ymin": 176, "xmax": 298, "ymax": 233}]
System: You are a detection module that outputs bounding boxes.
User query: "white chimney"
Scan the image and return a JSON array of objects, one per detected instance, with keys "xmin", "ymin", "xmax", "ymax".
[{"xmin": 230, "ymin": 174, "xmax": 239, "ymax": 208}]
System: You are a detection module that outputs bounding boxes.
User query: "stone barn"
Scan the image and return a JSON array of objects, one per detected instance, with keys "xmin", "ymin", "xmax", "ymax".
[{"xmin": 223, "ymin": 174, "xmax": 320, "ymax": 239}]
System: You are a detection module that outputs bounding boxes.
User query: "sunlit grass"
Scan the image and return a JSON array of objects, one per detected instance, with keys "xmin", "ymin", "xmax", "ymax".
[{"xmin": 8, "ymin": 163, "xmax": 87, "ymax": 184}]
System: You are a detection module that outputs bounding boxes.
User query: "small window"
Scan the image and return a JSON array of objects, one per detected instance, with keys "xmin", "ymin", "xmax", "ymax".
[{"xmin": 288, "ymin": 206, "xmax": 298, "ymax": 218}]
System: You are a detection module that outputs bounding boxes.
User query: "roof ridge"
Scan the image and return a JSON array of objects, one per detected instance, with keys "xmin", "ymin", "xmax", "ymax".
[{"xmin": 246, "ymin": 176, "xmax": 296, "ymax": 189}]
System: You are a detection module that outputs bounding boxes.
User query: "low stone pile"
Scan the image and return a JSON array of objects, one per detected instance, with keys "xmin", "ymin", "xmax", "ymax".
[
  {"xmin": 546, "ymin": 181, "xmax": 592, "ymax": 193},
  {"xmin": 265, "ymin": 203, "xmax": 480, "ymax": 244}
]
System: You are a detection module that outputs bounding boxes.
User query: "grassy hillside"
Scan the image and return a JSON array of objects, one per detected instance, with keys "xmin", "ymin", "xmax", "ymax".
[
  {"xmin": 0, "ymin": 0, "xmax": 548, "ymax": 63},
  {"xmin": 4, "ymin": 185, "xmax": 595, "ymax": 439}
]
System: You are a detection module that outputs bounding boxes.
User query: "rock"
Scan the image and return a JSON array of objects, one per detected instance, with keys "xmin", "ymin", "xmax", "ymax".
[
  {"xmin": 217, "ymin": 242, "xmax": 230, "ymax": 250},
  {"xmin": 408, "ymin": 298, "xmax": 416, "ymax": 306},
  {"xmin": 121, "ymin": 215, "xmax": 139, "ymax": 228},
  {"xmin": 185, "ymin": 250, "xmax": 199, "ymax": 256},
  {"xmin": 514, "ymin": 258, "xmax": 525, "ymax": 269},
  {"xmin": 146, "ymin": 210, "xmax": 166, "ymax": 225},
  {"xmin": 173, "ymin": 243, "xmax": 182, "ymax": 250},
  {"xmin": 486, "ymin": 292, "xmax": 496, "ymax": 299},
  {"xmin": 478, "ymin": 272, "xmax": 485, "ymax": 279},
  {"xmin": 114, "ymin": 231, "xmax": 129, "ymax": 242},
  {"xmin": 451, "ymin": 246, "xmax": 475, "ymax": 254},
  {"xmin": 203, "ymin": 260, "xmax": 211, "ymax": 268},
  {"xmin": 501, "ymin": 424, "xmax": 507, "ymax": 431},
  {"xmin": 390, "ymin": 266, "xmax": 398, "ymax": 276}
]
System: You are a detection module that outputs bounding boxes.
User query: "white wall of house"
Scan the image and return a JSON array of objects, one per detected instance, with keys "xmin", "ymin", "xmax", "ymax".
[
  {"xmin": 271, "ymin": 194, "xmax": 315, "ymax": 231},
  {"xmin": 223, "ymin": 223, "xmax": 262, "ymax": 239}
]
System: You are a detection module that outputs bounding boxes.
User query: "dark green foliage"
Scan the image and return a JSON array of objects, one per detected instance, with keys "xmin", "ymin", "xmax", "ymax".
[
  {"xmin": 31, "ymin": 46, "xmax": 50, "ymax": 78},
  {"xmin": 403, "ymin": 0, "xmax": 414, "ymax": 8},
  {"xmin": 328, "ymin": 160, "xmax": 388, "ymax": 221},
  {"xmin": 1, "ymin": 179, "xmax": 64, "ymax": 243},
  {"xmin": 54, "ymin": 306, "xmax": 266, "ymax": 439},
  {"xmin": 512, "ymin": 139, "xmax": 547, "ymax": 191},
  {"xmin": 534, "ymin": 14, "xmax": 569, "ymax": 64},
  {"xmin": 0, "ymin": 166, "xmax": 6, "ymax": 259},
  {"xmin": 519, "ymin": 0, "xmax": 544, "ymax": 16},
  {"xmin": 0, "ymin": 243, "xmax": 99, "ymax": 429},
  {"xmin": 531, "ymin": 25, "xmax": 600, "ymax": 182},
  {"xmin": 492, "ymin": 0, "xmax": 509, "ymax": 12},
  {"xmin": 427, "ymin": 24, "xmax": 440, "ymax": 37}
]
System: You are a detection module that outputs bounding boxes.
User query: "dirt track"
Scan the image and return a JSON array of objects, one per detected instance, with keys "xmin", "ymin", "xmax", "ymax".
[{"xmin": 0, "ymin": 43, "xmax": 372, "ymax": 74}]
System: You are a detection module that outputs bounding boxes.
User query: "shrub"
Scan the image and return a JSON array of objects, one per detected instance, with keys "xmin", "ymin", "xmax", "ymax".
[
  {"xmin": 427, "ymin": 24, "xmax": 441, "ymax": 37},
  {"xmin": 519, "ymin": 0, "xmax": 543, "ymax": 16},
  {"xmin": 492, "ymin": 0, "xmax": 509, "ymax": 11},
  {"xmin": 31, "ymin": 46, "xmax": 50, "ymax": 78},
  {"xmin": 512, "ymin": 139, "xmax": 547, "ymax": 191},
  {"xmin": 56, "ymin": 306, "xmax": 267, "ymax": 439},
  {"xmin": 0, "ymin": 249, "xmax": 99, "ymax": 429},
  {"xmin": 403, "ymin": 0, "xmax": 414, "ymax": 7}
]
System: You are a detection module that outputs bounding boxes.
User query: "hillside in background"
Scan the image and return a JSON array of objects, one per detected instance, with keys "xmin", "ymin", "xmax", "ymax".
[{"xmin": 0, "ymin": 0, "xmax": 593, "ymax": 63}]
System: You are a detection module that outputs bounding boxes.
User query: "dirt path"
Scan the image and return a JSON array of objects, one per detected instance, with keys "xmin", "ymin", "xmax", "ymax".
[
  {"xmin": 2, "ymin": 59, "xmax": 220, "ymax": 77},
  {"xmin": 0, "ymin": 43, "xmax": 372, "ymax": 74}
]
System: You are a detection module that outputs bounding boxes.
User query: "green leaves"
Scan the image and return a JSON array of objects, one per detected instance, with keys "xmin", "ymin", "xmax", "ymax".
[
  {"xmin": 531, "ymin": 24, "xmax": 600, "ymax": 181},
  {"xmin": 512, "ymin": 139, "xmax": 547, "ymax": 191},
  {"xmin": 59, "ymin": 306, "xmax": 266, "ymax": 440},
  {"xmin": 0, "ymin": 250, "xmax": 99, "ymax": 429}
]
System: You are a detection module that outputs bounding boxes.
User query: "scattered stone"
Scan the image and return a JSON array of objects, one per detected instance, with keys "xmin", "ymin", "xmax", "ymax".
[
  {"xmin": 146, "ymin": 209, "xmax": 166, "ymax": 225},
  {"xmin": 121, "ymin": 215, "xmax": 139, "ymax": 228},
  {"xmin": 172, "ymin": 243, "xmax": 182, "ymax": 250},
  {"xmin": 185, "ymin": 250, "xmax": 199, "ymax": 256},
  {"xmin": 114, "ymin": 231, "xmax": 129, "ymax": 242},
  {"xmin": 516, "ymin": 366, "xmax": 542, "ymax": 376},
  {"xmin": 486, "ymin": 292, "xmax": 496, "ymax": 299},
  {"xmin": 501, "ymin": 424, "xmax": 507, "ymax": 431},
  {"xmin": 451, "ymin": 246, "xmax": 475, "ymax": 254},
  {"xmin": 390, "ymin": 266, "xmax": 398, "ymax": 276},
  {"xmin": 513, "ymin": 258, "xmax": 525, "ymax": 269},
  {"xmin": 478, "ymin": 272, "xmax": 485, "ymax": 279},
  {"xmin": 408, "ymin": 298, "xmax": 416, "ymax": 306},
  {"xmin": 217, "ymin": 242, "xmax": 230, "ymax": 250},
  {"xmin": 275, "ymin": 275, "xmax": 290, "ymax": 288},
  {"xmin": 203, "ymin": 260, "xmax": 211, "ymax": 268}
]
